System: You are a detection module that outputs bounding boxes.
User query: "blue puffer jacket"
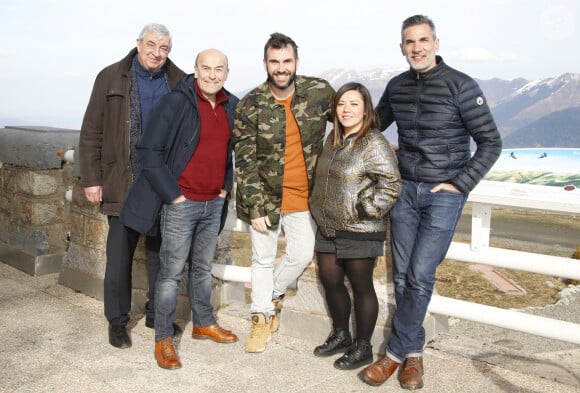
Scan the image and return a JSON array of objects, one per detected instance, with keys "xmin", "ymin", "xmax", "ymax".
[
  {"xmin": 376, "ymin": 56, "xmax": 502, "ymax": 194},
  {"xmin": 120, "ymin": 74, "xmax": 239, "ymax": 235}
]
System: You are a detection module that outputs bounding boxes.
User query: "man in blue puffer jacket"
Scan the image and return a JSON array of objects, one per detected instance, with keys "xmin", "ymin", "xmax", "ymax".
[{"xmin": 359, "ymin": 14, "xmax": 502, "ymax": 390}]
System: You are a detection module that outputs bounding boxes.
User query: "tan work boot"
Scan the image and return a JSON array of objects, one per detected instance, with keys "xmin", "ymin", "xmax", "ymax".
[
  {"xmin": 270, "ymin": 294, "xmax": 284, "ymax": 333},
  {"xmin": 270, "ymin": 313, "xmax": 279, "ymax": 333},
  {"xmin": 154, "ymin": 337, "xmax": 182, "ymax": 370},
  {"xmin": 245, "ymin": 313, "xmax": 272, "ymax": 353}
]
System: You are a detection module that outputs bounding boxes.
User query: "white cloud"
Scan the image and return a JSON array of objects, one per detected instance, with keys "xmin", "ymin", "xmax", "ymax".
[{"xmin": 450, "ymin": 48, "xmax": 516, "ymax": 62}]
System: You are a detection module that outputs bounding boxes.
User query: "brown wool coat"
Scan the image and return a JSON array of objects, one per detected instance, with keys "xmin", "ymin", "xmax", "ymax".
[{"xmin": 78, "ymin": 48, "xmax": 184, "ymax": 216}]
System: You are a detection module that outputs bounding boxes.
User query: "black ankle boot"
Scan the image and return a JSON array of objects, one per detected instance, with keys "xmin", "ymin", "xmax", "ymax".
[
  {"xmin": 333, "ymin": 338, "xmax": 373, "ymax": 370},
  {"xmin": 313, "ymin": 328, "xmax": 352, "ymax": 357}
]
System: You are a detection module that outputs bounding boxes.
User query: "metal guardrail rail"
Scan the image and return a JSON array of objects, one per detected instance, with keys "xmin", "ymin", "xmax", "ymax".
[{"xmin": 432, "ymin": 180, "xmax": 580, "ymax": 344}]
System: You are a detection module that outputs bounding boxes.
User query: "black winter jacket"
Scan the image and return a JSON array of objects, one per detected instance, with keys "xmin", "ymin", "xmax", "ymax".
[
  {"xmin": 376, "ymin": 56, "xmax": 502, "ymax": 194},
  {"xmin": 119, "ymin": 74, "xmax": 239, "ymax": 234}
]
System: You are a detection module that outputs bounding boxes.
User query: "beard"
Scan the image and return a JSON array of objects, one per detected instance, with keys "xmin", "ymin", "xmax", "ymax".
[
  {"xmin": 407, "ymin": 53, "xmax": 437, "ymax": 73},
  {"xmin": 267, "ymin": 70, "xmax": 296, "ymax": 90}
]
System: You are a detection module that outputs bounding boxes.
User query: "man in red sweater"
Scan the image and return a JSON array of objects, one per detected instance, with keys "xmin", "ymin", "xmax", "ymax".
[{"xmin": 120, "ymin": 48, "xmax": 239, "ymax": 369}]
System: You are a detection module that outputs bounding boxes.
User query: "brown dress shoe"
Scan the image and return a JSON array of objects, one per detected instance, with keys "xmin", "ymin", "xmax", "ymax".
[
  {"xmin": 192, "ymin": 323, "xmax": 238, "ymax": 343},
  {"xmin": 399, "ymin": 356, "xmax": 424, "ymax": 390},
  {"xmin": 358, "ymin": 354, "xmax": 399, "ymax": 386},
  {"xmin": 154, "ymin": 337, "xmax": 182, "ymax": 370}
]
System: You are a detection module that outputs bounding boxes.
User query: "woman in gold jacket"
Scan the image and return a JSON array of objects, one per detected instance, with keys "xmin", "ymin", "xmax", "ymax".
[{"xmin": 309, "ymin": 82, "xmax": 402, "ymax": 370}]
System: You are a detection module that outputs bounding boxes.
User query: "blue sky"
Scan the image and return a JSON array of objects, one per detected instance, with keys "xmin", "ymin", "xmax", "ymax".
[{"xmin": 1, "ymin": 0, "xmax": 578, "ymax": 129}]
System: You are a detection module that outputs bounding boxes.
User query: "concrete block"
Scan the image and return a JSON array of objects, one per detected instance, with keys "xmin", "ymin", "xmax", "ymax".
[
  {"xmin": 9, "ymin": 225, "xmax": 50, "ymax": 255},
  {"xmin": 58, "ymin": 262, "xmax": 104, "ymax": 300},
  {"xmin": 0, "ymin": 242, "xmax": 63, "ymax": 275},
  {"xmin": 0, "ymin": 126, "xmax": 79, "ymax": 170}
]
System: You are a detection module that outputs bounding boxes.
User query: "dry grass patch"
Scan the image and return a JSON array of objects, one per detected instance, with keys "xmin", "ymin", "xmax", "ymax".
[
  {"xmin": 231, "ymin": 231, "xmax": 577, "ymax": 310},
  {"xmin": 435, "ymin": 259, "xmax": 565, "ymax": 309}
]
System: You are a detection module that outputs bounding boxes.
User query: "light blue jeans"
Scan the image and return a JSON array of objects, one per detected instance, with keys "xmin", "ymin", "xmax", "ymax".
[
  {"xmin": 250, "ymin": 210, "xmax": 316, "ymax": 316},
  {"xmin": 154, "ymin": 196, "xmax": 224, "ymax": 342},
  {"xmin": 386, "ymin": 180, "xmax": 467, "ymax": 362}
]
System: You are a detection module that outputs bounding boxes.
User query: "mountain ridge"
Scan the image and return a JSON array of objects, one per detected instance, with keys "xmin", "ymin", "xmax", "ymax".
[
  {"xmin": 318, "ymin": 68, "xmax": 580, "ymax": 148},
  {"xmin": 3, "ymin": 70, "xmax": 579, "ymax": 148}
]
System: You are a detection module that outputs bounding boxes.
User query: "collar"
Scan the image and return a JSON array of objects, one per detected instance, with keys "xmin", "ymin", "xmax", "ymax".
[
  {"xmin": 409, "ymin": 55, "xmax": 444, "ymax": 80},
  {"xmin": 133, "ymin": 55, "xmax": 165, "ymax": 79},
  {"xmin": 194, "ymin": 79, "xmax": 227, "ymax": 105}
]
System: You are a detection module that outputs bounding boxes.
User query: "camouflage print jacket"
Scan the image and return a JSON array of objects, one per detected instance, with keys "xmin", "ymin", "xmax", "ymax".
[{"xmin": 233, "ymin": 75, "xmax": 335, "ymax": 229}]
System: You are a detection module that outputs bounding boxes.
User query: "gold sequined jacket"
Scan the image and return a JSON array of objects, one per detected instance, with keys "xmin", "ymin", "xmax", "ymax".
[{"xmin": 309, "ymin": 129, "xmax": 401, "ymax": 240}]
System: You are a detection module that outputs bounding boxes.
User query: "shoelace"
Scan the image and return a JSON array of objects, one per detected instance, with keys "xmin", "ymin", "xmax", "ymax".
[
  {"xmin": 214, "ymin": 326, "xmax": 232, "ymax": 335},
  {"xmin": 249, "ymin": 323, "xmax": 269, "ymax": 338},
  {"xmin": 402, "ymin": 358, "xmax": 421, "ymax": 373},
  {"xmin": 161, "ymin": 341, "xmax": 177, "ymax": 357},
  {"xmin": 375, "ymin": 356, "xmax": 396, "ymax": 371}
]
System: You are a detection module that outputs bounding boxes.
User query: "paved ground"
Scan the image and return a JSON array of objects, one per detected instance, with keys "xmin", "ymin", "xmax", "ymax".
[{"xmin": 1, "ymin": 261, "xmax": 579, "ymax": 393}]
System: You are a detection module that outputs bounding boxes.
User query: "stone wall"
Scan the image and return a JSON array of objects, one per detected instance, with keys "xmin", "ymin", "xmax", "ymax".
[
  {"xmin": 0, "ymin": 125, "xmax": 445, "ymax": 341},
  {"xmin": 0, "ymin": 126, "xmax": 229, "ymax": 320},
  {"xmin": 0, "ymin": 126, "xmax": 78, "ymax": 275}
]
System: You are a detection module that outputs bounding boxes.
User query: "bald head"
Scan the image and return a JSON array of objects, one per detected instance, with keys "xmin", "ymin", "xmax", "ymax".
[
  {"xmin": 195, "ymin": 48, "xmax": 229, "ymax": 69},
  {"xmin": 194, "ymin": 48, "xmax": 229, "ymax": 102}
]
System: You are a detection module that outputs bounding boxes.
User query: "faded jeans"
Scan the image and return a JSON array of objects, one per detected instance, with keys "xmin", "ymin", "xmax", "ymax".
[
  {"xmin": 154, "ymin": 196, "xmax": 224, "ymax": 342},
  {"xmin": 386, "ymin": 180, "xmax": 467, "ymax": 362},
  {"xmin": 250, "ymin": 210, "xmax": 316, "ymax": 316}
]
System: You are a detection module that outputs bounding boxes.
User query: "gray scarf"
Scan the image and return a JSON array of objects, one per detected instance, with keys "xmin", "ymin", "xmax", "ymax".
[{"xmin": 129, "ymin": 63, "xmax": 141, "ymax": 183}]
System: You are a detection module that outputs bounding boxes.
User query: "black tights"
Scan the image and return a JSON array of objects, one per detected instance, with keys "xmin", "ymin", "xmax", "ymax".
[{"xmin": 317, "ymin": 252, "xmax": 378, "ymax": 340}]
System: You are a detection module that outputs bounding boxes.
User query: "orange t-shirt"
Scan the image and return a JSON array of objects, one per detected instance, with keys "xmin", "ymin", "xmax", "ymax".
[{"xmin": 278, "ymin": 95, "xmax": 309, "ymax": 213}]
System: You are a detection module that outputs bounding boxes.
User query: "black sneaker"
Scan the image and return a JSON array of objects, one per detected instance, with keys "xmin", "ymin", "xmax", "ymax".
[
  {"xmin": 334, "ymin": 338, "xmax": 373, "ymax": 370},
  {"xmin": 314, "ymin": 328, "xmax": 352, "ymax": 357}
]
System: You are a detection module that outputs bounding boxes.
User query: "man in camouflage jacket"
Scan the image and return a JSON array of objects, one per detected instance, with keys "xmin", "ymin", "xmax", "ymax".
[{"xmin": 233, "ymin": 32, "xmax": 335, "ymax": 353}]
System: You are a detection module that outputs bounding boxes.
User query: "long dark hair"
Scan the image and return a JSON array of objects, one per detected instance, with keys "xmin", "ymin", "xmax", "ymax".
[{"xmin": 331, "ymin": 82, "xmax": 378, "ymax": 148}]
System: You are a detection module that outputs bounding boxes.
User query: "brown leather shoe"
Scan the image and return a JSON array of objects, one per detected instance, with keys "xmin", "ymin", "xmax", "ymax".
[
  {"xmin": 192, "ymin": 323, "xmax": 238, "ymax": 343},
  {"xmin": 358, "ymin": 354, "xmax": 399, "ymax": 386},
  {"xmin": 399, "ymin": 356, "xmax": 424, "ymax": 390},
  {"xmin": 154, "ymin": 337, "xmax": 182, "ymax": 370}
]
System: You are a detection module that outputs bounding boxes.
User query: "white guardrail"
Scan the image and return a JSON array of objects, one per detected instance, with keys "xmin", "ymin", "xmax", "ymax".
[
  {"xmin": 221, "ymin": 180, "xmax": 580, "ymax": 344},
  {"xmin": 433, "ymin": 180, "xmax": 580, "ymax": 344}
]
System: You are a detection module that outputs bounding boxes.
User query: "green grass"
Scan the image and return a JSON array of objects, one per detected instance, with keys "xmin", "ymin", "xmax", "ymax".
[{"xmin": 485, "ymin": 170, "xmax": 580, "ymax": 187}]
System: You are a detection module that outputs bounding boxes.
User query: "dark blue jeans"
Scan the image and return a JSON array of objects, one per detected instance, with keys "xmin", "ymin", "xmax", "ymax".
[
  {"xmin": 154, "ymin": 196, "xmax": 224, "ymax": 342},
  {"xmin": 387, "ymin": 181, "xmax": 467, "ymax": 361}
]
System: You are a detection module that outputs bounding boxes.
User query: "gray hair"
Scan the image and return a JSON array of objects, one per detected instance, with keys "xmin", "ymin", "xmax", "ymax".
[
  {"xmin": 138, "ymin": 23, "xmax": 172, "ymax": 50},
  {"xmin": 401, "ymin": 15, "xmax": 436, "ymax": 42}
]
